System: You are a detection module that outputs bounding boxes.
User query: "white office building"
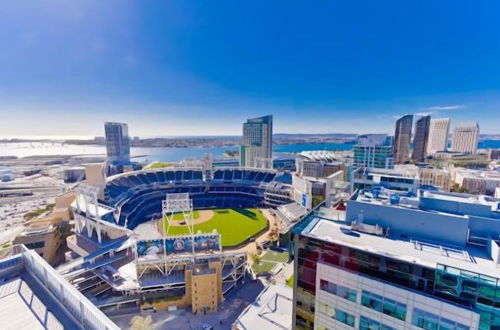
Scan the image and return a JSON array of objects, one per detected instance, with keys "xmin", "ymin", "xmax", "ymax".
[
  {"xmin": 427, "ymin": 118, "xmax": 450, "ymax": 155},
  {"xmin": 452, "ymin": 122, "xmax": 480, "ymax": 154}
]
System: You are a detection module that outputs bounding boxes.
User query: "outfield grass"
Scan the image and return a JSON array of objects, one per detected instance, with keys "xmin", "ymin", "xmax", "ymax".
[
  {"xmin": 166, "ymin": 208, "xmax": 267, "ymax": 247},
  {"xmin": 147, "ymin": 162, "xmax": 176, "ymax": 169}
]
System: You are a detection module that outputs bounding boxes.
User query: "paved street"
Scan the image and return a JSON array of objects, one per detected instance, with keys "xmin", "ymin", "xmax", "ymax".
[{"xmin": 110, "ymin": 278, "xmax": 267, "ymax": 330}]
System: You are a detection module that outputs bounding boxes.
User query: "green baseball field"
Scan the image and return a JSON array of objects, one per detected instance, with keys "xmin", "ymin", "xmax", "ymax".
[{"xmin": 164, "ymin": 208, "xmax": 268, "ymax": 248}]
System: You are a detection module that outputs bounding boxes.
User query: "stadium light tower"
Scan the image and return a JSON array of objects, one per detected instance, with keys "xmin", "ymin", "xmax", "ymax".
[
  {"xmin": 162, "ymin": 193, "xmax": 194, "ymax": 236},
  {"xmin": 162, "ymin": 193, "xmax": 195, "ymax": 262}
]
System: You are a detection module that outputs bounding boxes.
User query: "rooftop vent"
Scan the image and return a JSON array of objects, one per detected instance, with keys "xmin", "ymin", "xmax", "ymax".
[{"xmin": 351, "ymin": 220, "xmax": 386, "ymax": 236}]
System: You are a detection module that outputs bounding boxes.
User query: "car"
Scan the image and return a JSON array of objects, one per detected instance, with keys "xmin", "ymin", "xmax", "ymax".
[{"xmin": 202, "ymin": 323, "xmax": 213, "ymax": 330}]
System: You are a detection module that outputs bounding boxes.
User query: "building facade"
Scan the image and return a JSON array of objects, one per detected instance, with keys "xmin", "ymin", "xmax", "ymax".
[
  {"xmin": 296, "ymin": 151, "xmax": 343, "ymax": 178},
  {"xmin": 353, "ymin": 135, "xmax": 394, "ymax": 169},
  {"xmin": 13, "ymin": 191, "xmax": 75, "ymax": 265},
  {"xmin": 452, "ymin": 122, "xmax": 480, "ymax": 154},
  {"xmin": 427, "ymin": 118, "xmax": 450, "ymax": 155},
  {"xmin": 350, "ymin": 167, "xmax": 420, "ymax": 193},
  {"xmin": 394, "ymin": 115, "xmax": 413, "ymax": 164},
  {"xmin": 418, "ymin": 167, "xmax": 451, "ymax": 191},
  {"xmin": 411, "ymin": 115, "xmax": 431, "ymax": 162},
  {"xmin": 104, "ymin": 122, "xmax": 130, "ymax": 165},
  {"xmin": 240, "ymin": 115, "xmax": 273, "ymax": 168},
  {"xmin": 293, "ymin": 190, "xmax": 500, "ymax": 329},
  {"xmin": 454, "ymin": 169, "xmax": 500, "ymax": 195}
]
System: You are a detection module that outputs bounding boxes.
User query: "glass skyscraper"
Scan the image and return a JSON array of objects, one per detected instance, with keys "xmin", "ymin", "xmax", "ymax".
[
  {"xmin": 104, "ymin": 122, "xmax": 130, "ymax": 166},
  {"xmin": 240, "ymin": 115, "xmax": 273, "ymax": 168},
  {"xmin": 353, "ymin": 134, "xmax": 394, "ymax": 169}
]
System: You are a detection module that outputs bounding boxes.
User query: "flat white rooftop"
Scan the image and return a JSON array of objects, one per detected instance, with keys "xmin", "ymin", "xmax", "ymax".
[
  {"xmin": 0, "ymin": 245, "xmax": 119, "ymax": 330},
  {"xmin": 233, "ymin": 284, "xmax": 293, "ymax": 330},
  {"xmin": 422, "ymin": 190, "xmax": 500, "ymax": 207},
  {"xmin": 303, "ymin": 217, "xmax": 500, "ymax": 278},
  {"xmin": 0, "ymin": 278, "xmax": 66, "ymax": 330}
]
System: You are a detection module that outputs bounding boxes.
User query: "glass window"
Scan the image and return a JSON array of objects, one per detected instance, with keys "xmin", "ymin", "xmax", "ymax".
[
  {"xmin": 320, "ymin": 279, "xmax": 357, "ymax": 302},
  {"xmin": 25, "ymin": 241, "xmax": 45, "ymax": 249},
  {"xmin": 381, "ymin": 297, "xmax": 406, "ymax": 321},
  {"xmin": 412, "ymin": 308, "xmax": 469, "ymax": 330},
  {"xmin": 361, "ymin": 291, "xmax": 383, "ymax": 313},
  {"xmin": 334, "ymin": 308, "xmax": 355, "ymax": 327},
  {"xmin": 361, "ymin": 291, "xmax": 406, "ymax": 321},
  {"xmin": 359, "ymin": 316, "xmax": 396, "ymax": 330},
  {"xmin": 318, "ymin": 302, "xmax": 355, "ymax": 327}
]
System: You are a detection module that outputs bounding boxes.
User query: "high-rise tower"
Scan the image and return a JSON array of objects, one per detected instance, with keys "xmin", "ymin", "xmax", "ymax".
[
  {"xmin": 240, "ymin": 115, "xmax": 273, "ymax": 168},
  {"xmin": 452, "ymin": 122, "xmax": 479, "ymax": 154},
  {"xmin": 104, "ymin": 122, "xmax": 130, "ymax": 165},
  {"xmin": 393, "ymin": 114, "xmax": 413, "ymax": 164},
  {"xmin": 427, "ymin": 118, "xmax": 450, "ymax": 155},
  {"xmin": 411, "ymin": 115, "xmax": 431, "ymax": 162}
]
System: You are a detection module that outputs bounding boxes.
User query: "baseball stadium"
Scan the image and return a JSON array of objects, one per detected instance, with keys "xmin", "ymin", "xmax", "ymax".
[{"xmin": 62, "ymin": 167, "xmax": 294, "ymax": 315}]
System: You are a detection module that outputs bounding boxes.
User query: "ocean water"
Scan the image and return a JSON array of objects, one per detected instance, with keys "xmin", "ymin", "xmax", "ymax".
[
  {"xmin": 478, "ymin": 140, "xmax": 500, "ymax": 149},
  {"xmin": 0, "ymin": 140, "xmax": 498, "ymax": 163}
]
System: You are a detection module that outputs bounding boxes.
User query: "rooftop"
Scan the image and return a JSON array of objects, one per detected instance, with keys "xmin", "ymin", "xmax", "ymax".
[
  {"xmin": 421, "ymin": 190, "xmax": 500, "ymax": 210},
  {"xmin": 355, "ymin": 189, "xmax": 500, "ymax": 213},
  {"xmin": 233, "ymin": 284, "xmax": 293, "ymax": 330},
  {"xmin": 456, "ymin": 169, "xmax": 500, "ymax": 180},
  {"xmin": 302, "ymin": 216, "xmax": 500, "ymax": 278},
  {"xmin": 297, "ymin": 150, "xmax": 339, "ymax": 162},
  {"xmin": 348, "ymin": 189, "xmax": 500, "ymax": 246},
  {"xmin": 0, "ymin": 277, "xmax": 68, "ymax": 330},
  {"xmin": 0, "ymin": 245, "xmax": 119, "ymax": 330}
]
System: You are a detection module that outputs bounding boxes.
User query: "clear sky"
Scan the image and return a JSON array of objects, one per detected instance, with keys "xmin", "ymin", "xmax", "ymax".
[{"xmin": 1, "ymin": 0, "xmax": 500, "ymax": 137}]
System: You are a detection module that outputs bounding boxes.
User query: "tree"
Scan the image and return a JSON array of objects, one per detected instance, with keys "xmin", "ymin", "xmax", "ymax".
[
  {"xmin": 251, "ymin": 253, "xmax": 261, "ymax": 265},
  {"xmin": 130, "ymin": 315, "xmax": 153, "ymax": 330},
  {"xmin": 450, "ymin": 183, "xmax": 469, "ymax": 194}
]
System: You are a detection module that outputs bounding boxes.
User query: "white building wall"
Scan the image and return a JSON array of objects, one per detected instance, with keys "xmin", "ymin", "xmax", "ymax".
[
  {"xmin": 427, "ymin": 118, "xmax": 450, "ymax": 155},
  {"xmin": 452, "ymin": 122, "xmax": 479, "ymax": 154},
  {"xmin": 314, "ymin": 262, "xmax": 480, "ymax": 330}
]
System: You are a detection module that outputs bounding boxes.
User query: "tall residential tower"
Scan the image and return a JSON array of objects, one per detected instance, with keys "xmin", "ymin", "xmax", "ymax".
[
  {"xmin": 427, "ymin": 118, "xmax": 450, "ymax": 155},
  {"xmin": 393, "ymin": 114, "xmax": 413, "ymax": 164},
  {"xmin": 104, "ymin": 122, "xmax": 130, "ymax": 165},
  {"xmin": 452, "ymin": 122, "xmax": 480, "ymax": 154},
  {"xmin": 411, "ymin": 115, "xmax": 431, "ymax": 162},
  {"xmin": 240, "ymin": 115, "xmax": 273, "ymax": 168}
]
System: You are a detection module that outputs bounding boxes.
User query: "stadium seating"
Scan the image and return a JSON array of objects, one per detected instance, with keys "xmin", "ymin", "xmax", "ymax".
[{"xmin": 103, "ymin": 168, "xmax": 290, "ymax": 229}]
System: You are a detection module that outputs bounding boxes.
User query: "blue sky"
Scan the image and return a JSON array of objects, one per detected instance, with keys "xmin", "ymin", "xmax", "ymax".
[{"xmin": 1, "ymin": 1, "xmax": 500, "ymax": 137}]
